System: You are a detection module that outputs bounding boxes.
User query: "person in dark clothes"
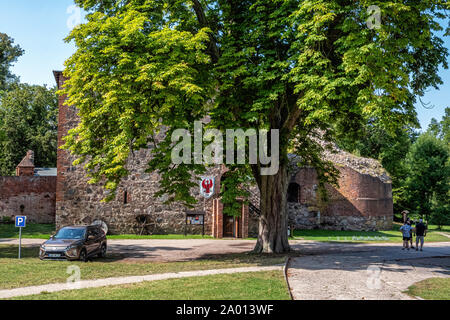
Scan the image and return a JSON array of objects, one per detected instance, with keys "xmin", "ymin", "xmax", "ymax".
[{"xmin": 415, "ymin": 219, "xmax": 427, "ymax": 251}]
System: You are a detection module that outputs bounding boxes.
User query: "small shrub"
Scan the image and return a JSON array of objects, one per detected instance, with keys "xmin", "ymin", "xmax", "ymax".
[{"xmin": 1, "ymin": 216, "xmax": 13, "ymax": 224}]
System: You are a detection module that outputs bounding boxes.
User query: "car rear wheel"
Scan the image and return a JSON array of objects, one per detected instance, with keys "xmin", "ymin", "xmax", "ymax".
[
  {"xmin": 79, "ymin": 249, "xmax": 88, "ymax": 262},
  {"xmin": 98, "ymin": 244, "xmax": 107, "ymax": 258}
]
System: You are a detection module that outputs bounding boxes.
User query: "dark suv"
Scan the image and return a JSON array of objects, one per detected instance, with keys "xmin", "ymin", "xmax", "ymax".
[{"xmin": 39, "ymin": 225, "xmax": 107, "ymax": 261}]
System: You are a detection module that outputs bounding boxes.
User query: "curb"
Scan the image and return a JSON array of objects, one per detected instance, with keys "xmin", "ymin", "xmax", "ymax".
[{"xmin": 283, "ymin": 256, "xmax": 294, "ymax": 300}]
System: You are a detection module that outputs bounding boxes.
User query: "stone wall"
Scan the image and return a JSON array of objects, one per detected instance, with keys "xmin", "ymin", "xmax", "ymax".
[
  {"xmin": 55, "ymin": 71, "xmax": 224, "ymax": 234},
  {"xmin": 56, "ymin": 144, "xmax": 221, "ymax": 234},
  {"xmin": 0, "ymin": 176, "xmax": 56, "ymax": 223}
]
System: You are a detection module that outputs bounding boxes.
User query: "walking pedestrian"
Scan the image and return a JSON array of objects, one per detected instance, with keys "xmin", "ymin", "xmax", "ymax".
[{"xmin": 415, "ymin": 219, "xmax": 427, "ymax": 251}]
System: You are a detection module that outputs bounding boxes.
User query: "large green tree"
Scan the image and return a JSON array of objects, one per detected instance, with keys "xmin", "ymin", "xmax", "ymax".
[
  {"xmin": 62, "ymin": 0, "xmax": 449, "ymax": 253},
  {"xmin": 0, "ymin": 32, "xmax": 23, "ymax": 92},
  {"xmin": 0, "ymin": 84, "xmax": 58, "ymax": 175}
]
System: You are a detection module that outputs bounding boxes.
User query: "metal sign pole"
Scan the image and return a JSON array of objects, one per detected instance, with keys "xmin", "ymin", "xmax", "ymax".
[
  {"xmin": 203, "ymin": 198, "xmax": 206, "ymax": 237},
  {"xmin": 19, "ymin": 226, "xmax": 22, "ymax": 259}
]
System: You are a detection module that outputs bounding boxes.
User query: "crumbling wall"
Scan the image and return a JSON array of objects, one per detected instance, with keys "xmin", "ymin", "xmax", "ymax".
[
  {"xmin": 288, "ymin": 166, "xmax": 393, "ymax": 231},
  {"xmin": 0, "ymin": 176, "xmax": 56, "ymax": 223}
]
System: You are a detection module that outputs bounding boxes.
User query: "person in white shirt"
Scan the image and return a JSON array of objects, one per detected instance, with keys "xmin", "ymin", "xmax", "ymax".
[{"xmin": 400, "ymin": 222, "xmax": 412, "ymax": 250}]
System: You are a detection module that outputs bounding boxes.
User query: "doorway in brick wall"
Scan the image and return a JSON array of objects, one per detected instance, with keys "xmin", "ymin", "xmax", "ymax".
[{"xmin": 223, "ymin": 214, "xmax": 235, "ymax": 237}]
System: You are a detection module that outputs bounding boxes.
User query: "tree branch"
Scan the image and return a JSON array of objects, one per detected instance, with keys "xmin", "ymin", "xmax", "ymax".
[
  {"xmin": 191, "ymin": 0, "xmax": 220, "ymax": 63},
  {"xmin": 282, "ymin": 106, "xmax": 302, "ymax": 132}
]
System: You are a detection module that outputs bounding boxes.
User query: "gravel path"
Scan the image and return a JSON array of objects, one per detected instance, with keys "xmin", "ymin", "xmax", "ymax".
[
  {"xmin": 287, "ymin": 242, "xmax": 450, "ymax": 300},
  {"xmin": 0, "ymin": 265, "xmax": 283, "ymax": 299}
]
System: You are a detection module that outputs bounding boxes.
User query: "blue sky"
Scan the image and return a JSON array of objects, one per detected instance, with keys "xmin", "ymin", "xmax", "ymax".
[{"xmin": 0, "ymin": 0, "xmax": 448, "ymax": 130}]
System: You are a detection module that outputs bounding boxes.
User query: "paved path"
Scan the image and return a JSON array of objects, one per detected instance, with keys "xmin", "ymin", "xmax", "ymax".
[
  {"xmin": 287, "ymin": 242, "xmax": 450, "ymax": 300},
  {"xmin": 3, "ymin": 238, "xmax": 449, "ymax": 300},
  {"xmin": 437, "ymin": 232, "xmax": 450, "ymax": 239},
  {"xmin": 0, "ymin": 265, "xmax": 283, "ymax": 299},
  {"xmin": 0, "ymin": 238, "xmax": 260, "ymax": 262}
]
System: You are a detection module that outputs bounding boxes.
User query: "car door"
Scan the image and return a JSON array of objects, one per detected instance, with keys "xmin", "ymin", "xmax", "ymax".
[
  {"xmin": 92, "ymin": 227, "xmax": 102, "ymax": 253},
  {"xmin": 85, "ymin": 227, "xmax": 97, "ymax": 255}
]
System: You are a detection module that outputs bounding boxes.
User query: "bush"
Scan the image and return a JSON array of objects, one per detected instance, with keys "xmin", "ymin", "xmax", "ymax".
[{"xmin": 1, "ymin": 216, "xmax": 13, "ymax": 224}]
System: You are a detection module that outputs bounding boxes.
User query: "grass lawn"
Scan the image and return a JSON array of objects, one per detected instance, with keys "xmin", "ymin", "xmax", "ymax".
[
  {"xmin": 10, "ymin": 270, "xmax": 290, "ymax": 300},
  {"xmin": 0, "ymin": 223, "xmax": 214, "ymax": 240},
  {"xmin": 1, "ymin": 222, "xmax": 448, "ymax": 242},
  {"xmin": 405, "ymin": 278, "xmax": 450, "ymax": 300},
  {"xmin": 0, "ymin": 245, "xmax": 286, "ymax": 290},
  {"xmin": 0, "ymin": 223, "xmax": 55, "ymax": 239},
  {"xmin": 293, "ymin": 223, "xmax": 450, "ymax": 243}
]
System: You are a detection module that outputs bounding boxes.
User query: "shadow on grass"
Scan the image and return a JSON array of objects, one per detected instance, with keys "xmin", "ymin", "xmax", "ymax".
[
  {"xmin": 293, "ymin": 229, "xmax": 403, "ymax": 241},
  {"xmin": 0, "ymin": 245, "xmax": 40, "ymax": 259},
  {"xmin": 0, "ymin": 223, "xmax": 55, "ymax": 239},
  {"xmin": 0, "ymin": 243, "xmax": 295, "ymax": 267}
]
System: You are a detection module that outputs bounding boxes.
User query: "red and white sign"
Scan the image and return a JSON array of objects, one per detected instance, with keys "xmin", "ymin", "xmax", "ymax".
[{"xmin": 200, "ymin": 177, "xmax": 215, "ymax": 199}]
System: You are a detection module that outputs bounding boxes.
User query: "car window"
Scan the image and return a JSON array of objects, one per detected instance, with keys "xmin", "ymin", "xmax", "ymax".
[
  {"xmin": 54, "ymin": 228, "xmax": 86, "ymax": 240},
  {"xmin": 87, "ymin": 228, "xmax": 96, "ymax": 237}
]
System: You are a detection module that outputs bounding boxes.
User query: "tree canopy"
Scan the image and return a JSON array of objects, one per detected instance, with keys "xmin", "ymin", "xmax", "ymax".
[
  {"xmin": 0, "ymin": 84, "xmax": 58, "ymax": 175},
  {"xmin": 0, "ymin": 32, "xmax": 23, "ymax": 92},
  {"xmin": 62, "ymin": 0, "xmax": 450, "ymax": 252}
]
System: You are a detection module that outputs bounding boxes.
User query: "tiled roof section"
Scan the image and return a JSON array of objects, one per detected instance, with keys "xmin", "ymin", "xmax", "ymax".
[
  {"xmin": 53, "ymin": 70, "xmax": 63, "ymax": 89},
  {"xmin": 17, "ymin": 150, "xmax": 35, "ymax": 168}
]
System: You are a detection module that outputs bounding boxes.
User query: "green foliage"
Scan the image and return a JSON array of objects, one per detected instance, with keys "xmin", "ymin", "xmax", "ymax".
[
  {"xmin": 428, "ymin": 107, "xmax": 450, "ymax": 146},
  {"xmin": 403, "ymin": 132, "xmax": 449, "ymax": 225},
  {"xmin": 0, "ymin": 32, "xmax": 24, "ymax": 91},
  {"xmin": 62, "ymin": 0, "xmax": 450, "ymax": 219},
  {"xmin": 0, "ymin": 84, "xmax": 58, "ymax": 175}
]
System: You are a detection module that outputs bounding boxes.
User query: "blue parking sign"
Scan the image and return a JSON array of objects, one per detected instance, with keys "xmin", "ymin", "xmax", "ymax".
[{"xmin": 15, "ymin": 216, "xmax": 26, "ymax": 228}]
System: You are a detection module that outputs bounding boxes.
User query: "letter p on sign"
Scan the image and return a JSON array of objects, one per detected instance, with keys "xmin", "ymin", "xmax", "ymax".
[{"xmin": 15, "ymin": 216, "xmax": 26, "ymax": 228}]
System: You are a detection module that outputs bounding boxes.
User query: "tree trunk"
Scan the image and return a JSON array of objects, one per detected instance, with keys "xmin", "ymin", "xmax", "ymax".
[{"xmin": 253, "ymin": 164, "xmax": 290, "ymax": 253}]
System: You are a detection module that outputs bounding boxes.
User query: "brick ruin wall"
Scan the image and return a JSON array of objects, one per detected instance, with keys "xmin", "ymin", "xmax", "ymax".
[
  {"xmin": 55, "ymin": 72, "xmax": 393, "ymax": 235},
  {"xmin": 0, "ymin": 176, "xmax": 56, "ymax": 223},
  {"xmin": 287, "ymin": 167, "xmax": 393, "ymax": 231}
]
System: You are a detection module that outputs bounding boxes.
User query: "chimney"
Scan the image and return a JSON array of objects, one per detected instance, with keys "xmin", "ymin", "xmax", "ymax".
[{"xmin": 16, "ymin": 150, "xmax": 35, "ymax": 176}]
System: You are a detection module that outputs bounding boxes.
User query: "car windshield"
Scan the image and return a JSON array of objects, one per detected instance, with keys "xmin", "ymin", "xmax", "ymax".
[{"xmin": 54, "ymin": 228, "xmax": 86, "ymax": 240}]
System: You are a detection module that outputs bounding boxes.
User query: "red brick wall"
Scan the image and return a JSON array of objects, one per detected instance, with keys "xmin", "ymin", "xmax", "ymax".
[
  {"xmin": 0, "ymin": 176, "xmax": 56, "ymax": 223},
  {"xmin": 55, "ymin": 72, "xmax": 72, "ymax": 204},
  {"xmin": 16, "ymin": 167, "xmax": 34, "ymax": 177},
  {"xmin": 290, "ymin": 166, "xmax": 393, "ymax": 230}
]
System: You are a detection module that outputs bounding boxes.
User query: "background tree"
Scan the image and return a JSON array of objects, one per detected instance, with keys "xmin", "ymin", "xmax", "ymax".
[
  {"xmin": 62, "ymin": 0, "xmax": 450, "ymax": 253},
  {"xmin": 428, "ymin": 107, "xmax": 450, "ymax": 146},
  {"xmin": 403, "ymin": 132, "xmax": 449, "ymax": 227},
  {"xmin": 0, "ymin": 84, "xmax": 58, "ymax": 175},
  {"xmin": 0, "ymin": 32, "xmax": 23, "ymax": 92}
]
